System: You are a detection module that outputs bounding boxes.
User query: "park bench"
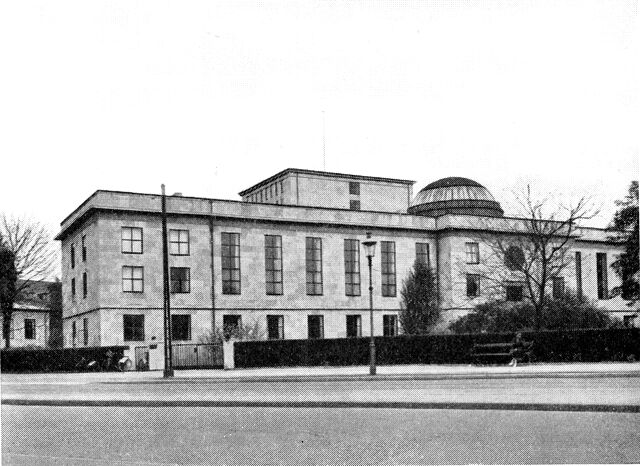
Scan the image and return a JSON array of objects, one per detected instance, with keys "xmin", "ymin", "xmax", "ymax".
[{"xmin": 471, "ymin": 340, "xmax": 534, "ymax": 365}]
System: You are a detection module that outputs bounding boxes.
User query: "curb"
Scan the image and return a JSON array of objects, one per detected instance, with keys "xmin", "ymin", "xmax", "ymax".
[
  {"xmin": 3, "ymin": 398, "xmax": 639, "ymax": 413},
  {"xmin": 103, "ymin": 371, "xmax": 640, "ymax": 385}
]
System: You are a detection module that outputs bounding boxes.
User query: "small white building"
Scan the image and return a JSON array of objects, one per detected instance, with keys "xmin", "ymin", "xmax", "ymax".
[{"xmin": 55, "ymin": 169, "xmax": 637, "ymax": 367}]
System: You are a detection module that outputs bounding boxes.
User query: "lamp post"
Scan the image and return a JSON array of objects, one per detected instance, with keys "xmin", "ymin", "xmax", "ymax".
[
  {"xmin": 161, "ymin": 184, "xmax": 174, "ymax": 378},
  {"xmin": 362, "ymin": 232, "xmax": 377, "ymax": 376}
]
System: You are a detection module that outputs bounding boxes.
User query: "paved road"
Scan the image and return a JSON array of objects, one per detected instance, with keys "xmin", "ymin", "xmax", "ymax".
[
  {"xmin": 3, "ymin": 373, "xmax": 640, "ymax": 409},
  {"xmin": 3, "ymin": 405, "xmax": 640, "ymax": 465}
]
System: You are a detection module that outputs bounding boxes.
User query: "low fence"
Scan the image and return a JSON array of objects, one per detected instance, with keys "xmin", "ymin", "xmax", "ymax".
[
  {"xmin": 234, "ymin": 328, "xmax": 640, "ymax": 368},
  {"xmin": 172, "ymin": 343, "xmax": 223, "ymax": 369},
  {"xmin": 0, "ymin": 346, "xmax": 129, "ymax": 373}
]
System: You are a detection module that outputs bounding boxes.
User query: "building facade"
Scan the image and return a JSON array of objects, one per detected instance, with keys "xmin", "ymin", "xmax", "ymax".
[{"xmin": 55, "ymin": 169, "xmax": 637, "ymax": 365}]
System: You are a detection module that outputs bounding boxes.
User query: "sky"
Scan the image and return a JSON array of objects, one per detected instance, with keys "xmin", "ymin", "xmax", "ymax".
[{"xmin": 1, "ymin": 0, "xmax": 638, "ymax": 266}]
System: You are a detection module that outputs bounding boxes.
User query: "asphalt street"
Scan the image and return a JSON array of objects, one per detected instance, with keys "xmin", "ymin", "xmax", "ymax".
[{"xmin": 3, "ymin": 405, "xmax": 640, "ymax": 465}]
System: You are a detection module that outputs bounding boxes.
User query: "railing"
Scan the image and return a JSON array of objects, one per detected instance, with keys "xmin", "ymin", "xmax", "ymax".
[{"xmin": 171, "ymin": 343, "xmax": 223, "ymax": 369}]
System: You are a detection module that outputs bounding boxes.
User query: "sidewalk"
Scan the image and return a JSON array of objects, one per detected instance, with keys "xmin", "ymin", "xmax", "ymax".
[{"xmin": 3, "ymin": 361, "xmax": 640, "ymax": 385}]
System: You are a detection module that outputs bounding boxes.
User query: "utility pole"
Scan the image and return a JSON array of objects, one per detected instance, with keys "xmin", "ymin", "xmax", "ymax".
[{"xmin": 161, "ymin": 184, "xmax": 174, "ymax": 377}]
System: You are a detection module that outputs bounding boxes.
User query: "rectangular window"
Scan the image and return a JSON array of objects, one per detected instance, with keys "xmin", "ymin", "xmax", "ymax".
[
  {"xmin": 71, "ymin": 278, "xmax": 76, "ymax": 297},
  {"xmin": 265, "ymin": 235, "xmax": 283, "ymax": 295},
  {"xmin": 72, "ymin": 321, "xmax": 76, "ymax": 346},
  {"xmin": 83, "ymin": 317, "xmax": 89, "ymax": 346},
  {"xmin": 308, "ymin": 315, "xmax": 324, "ymax": 339},
  {"xmin": 121, "ymin": 227, "xmax": 143, "ymax": 254},
  {"xmin": 383, "ymin": 315, "xmax": 398, "ymax": 337},
  {"xmin": 221, "ymin": 232, "xmax": 241, "ymax": 295},
  {"xmin": 171, "ymin": 314, "xmax": 191, "ymax": 341},
  {"xmin": 222, "ymin": 315, "xmax": 241, "ymax": 339},
  {"xmin": 575, "ymin": 251, "xmax": 583, "ymax": 298},
  {"xmin": 466, "ymin": 242, "xmax": 480, "ymax": 264},
  {"xmin": 24, "ymin": 319, "xmax": 36, "ymax": 340},
  {"xmin": 349, "ymin": 200, "xmax": 361, "ymax": 211},
  {"xmin": 306, "ymin": 237, "xmax": 323, "ymax": 295},
  {"xmin": 267, "ymin": 315, "xmax": 285, "ymax": 340},
  {"xmin": 82, "ymin": 271, "xmax": 87, "ymax": 298},
  {"xmin": 381, "ymin": 241, "xmax": 397, "ymax": 297},
  {"xmin": 416, "ymin": 243, "xmax": 430, "ymax": 267},
  {"xmin": 344, "ymin": 239, "xmax": 361, "ymax": 296},
  {"xmin": 122, "ymin": 266, "xmax": 144, "ymax": 293},
  {"xmin": 169, "ymin": 229, "xmax": 190, "ymax": 256},
  {"xmin": 349, "ymin": 181, "xmax": 360, "ymax": 195},
  {"xmin": 123, "ymin": 314, "xmax": 145, "ymax": 341},
  {"xmin": 552, "ymin": 276, "xmax": 565, "ymax": 299},
  {"xmin": 466, "ymin": 274, "xmax": 480, "ymax": 298},
  {"xmin": 170, "ymin": 267, "xmax": 190, "ymax": 293},
  {"xmin": 346, "ymin": 315, "xmax": 362, "ymax": 337},
  {"xmin": 597, "ymin": 253, "xmax": 608, "ymax": 299},
  {"xmin": 82, "ymin": 235, "xmax": 87, "ymax": 262},
  {"xmin": 506, "ymin": 283, "xmax": 524, "ymax": 302},
  {"xmin": 70, "ymin": 244, "xmax": 75, "ymax": 269}
]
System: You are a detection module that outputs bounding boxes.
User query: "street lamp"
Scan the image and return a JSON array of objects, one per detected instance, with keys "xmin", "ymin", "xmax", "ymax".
[{"xmin": 362, "ymin": 232, "xmax": 377, "ymax": 376}]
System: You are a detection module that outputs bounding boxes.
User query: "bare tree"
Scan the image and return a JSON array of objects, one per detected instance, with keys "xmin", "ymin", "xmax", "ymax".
[
  {"xmin": 0, "ymin": 214, "xmax": 57, "ymax": 347},
  {"xmin": 456, "ymin": 187, "xmax": 598, "ymax": 330}
]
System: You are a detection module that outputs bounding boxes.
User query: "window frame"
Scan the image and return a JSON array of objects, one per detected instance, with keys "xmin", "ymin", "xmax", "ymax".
[
  {"xmin": 552, "ymin": 276, "xmax": 565, "ymax": 299},
  {"xmin": 506, "ymin": 282, "xmax": 524, "ymax": 302},
  {"xmin": 83, "ymin": 317, "xmax": 89, "ymax": 346},
  {"xmin": 264, "ymin": 235, "xmax": 283, "ymax": 295},
  {"xmin": 222, "ymin": 315, "xmax": 242, "ymax": 339},
  {"xmin": 349, "ymin": 181, "xmax": 360, "ymax": 195},
  {"xmin": 81, "ymin": 235, "xmax": 87, "ymax": 262},
  {"xmin": 575, "ymin": 251, "xmax": 583, "ymax": 298},
  {"xmin": 466, "ymin": 274, "xmax": 481, "ymax": 298},
  {"xmin": 346, "ymin": 315, "xmax": 362, "ymax": 338},
  {"xmin": 306, "ymin": 237, "xmax": 323, "ymax": 296},
  {"xmin": 70, "ymin": 244, "xmax": 75, "ymax": 269},
  {"xmin": 381, "ymin": 241, "xmax": 397, "ymax": 297},
  {"xmin": 221, "ymin": 232, "xmax": 241, "ymax": 295},
  {"xmin": 170, "ymin": 267, "xmax": 191, "ymax": 294},
  {"xmin": 267, "ymin": 315, "xmax": 285, "ymax": 340},
  {"xmin": 596, "ymin": 252, "xmax": 609, "ymax": 300},
  {"xmin": 82, "ymin": 271, "xmax": 87, "ymax": 299},
  {"xmin": 383, "ymin": 315, "xmax": 398, "ymax": 337},
  {"xmin": 344, "ymin": 239, "xmax": 361, "ymax": 296},
  {"xmin": 171, "ymin": 314, "xmax": 192, "ymax": 341},
  {"xmin": 122, "ymin": 266, "xmax": 144, "ymax": 293},
  {"xmin": 121, "ymin": 227, "xmax": 143, "ymax": 254},
  {"xmin": 71, "ymin": 277, "xmax": 76, "ymax": 297},
  {"xmin": 349, "ymin": 199, "xmax": 361, "ymax": 211},
  {"xmin": 123, "ymin": 314, "xmax": 145, "ymax": 342},
  {"xmin": 169, "ymin": 229, "xmax": 190, "ymax": 256},
  {"xmin": 465, "ymin": 242, "xmax": 480, "ymax": 264},
  {"xmin": 308, "ymin": 315, "xmax": 324, "ymax": 339},
  {"xmin": 416, "ymin": 243, "xmax": 430, "ymax": 267},
  {"xmin": 24, "ymin": 318, "xmax": 36, "ymax": 340}
]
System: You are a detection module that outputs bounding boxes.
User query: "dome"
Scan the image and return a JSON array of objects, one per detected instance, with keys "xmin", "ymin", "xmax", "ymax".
[{"xmin": 408, "ymin": 177, "xmax": 504, "ymax": 217}]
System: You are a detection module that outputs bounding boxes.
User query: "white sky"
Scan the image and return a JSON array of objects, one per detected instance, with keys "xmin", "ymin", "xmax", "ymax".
[{"xmin": 1, "ymin": 1, "xmax": 638, "ymax": 254}]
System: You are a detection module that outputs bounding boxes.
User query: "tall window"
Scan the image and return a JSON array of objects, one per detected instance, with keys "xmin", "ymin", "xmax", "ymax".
[
  {"xmin": 71, "ymin": 321, "xmax": 76, "ymax": 347},
  {"xmin": 552, "ymin": 276, "xmax": 565, "ymax": 299},
  {"xmin": 265, "ymin": 235, "xmax": 283, "ymax": 295},
  {"xmin": 82, "ymin": 235, "xmax": 87, "ymax": 262},
  {"xmin": 381, "ymin": 241, "xmax": 396, "ymax": 297},
  {"xmin": 416, "ymin": 243, "xmax": 430, "ymax": 267},
  {"xmin": 172, "ymin": 314, "xmax": 191, "ymax": 341},
  {"xmin": 467, "ymin": 274, "xmax": 480, "ymax": 298},
  {"xmin": 71, "ymin": 278, "xmax": 76, "ymax": 297},
  {"xmin": 24, "ymin": 319, "xmax": 36, "ymax": 340},
  {"xmin": 596, "ymin": 253, "xmax": 608, "ymax": 299},
  {"xmin": 222, "ymin": 315, "xmax": 241, "ymax": 339},
  {"xmin": 70, "ymin": 244, "xmax": 75, "ymax": 269},
  {"xmin": 346, "ymin": 315, "xmax": 362, "ymax": 337},
  {"xmin": 122, "ymin": 266, "xmax": 144, "ymax": 293},
  {"xmin": 82, "ymin": 271, "xmax": 87, "ymax": 298},
  {"xmin": 308, "ymin": 315, "xmax": 324, "ymax": 339},
  {"xmin": 83, "ymin": 318, "xmax": 89, "ymax": 346},
  {"xmin": 383, "ymin": 315, "xmax": 398, "ymax": 337},
  {"xmin": 506, "ymin": 282, "xmax": 523, "ymax": 302},
  {"xmin": 267, "ymin": 315, "xmax": 285, "ymax": 340},
  {"xmin": 121, "ymin": 227, "xmax": 143, "ymax": 254},
  {"xmin": 575, "ymin": 252, "xmax": 583, "ymax": 298},
  {"xmin": 170, "ymin": 267, "xmax": 190, "ymax": 293},
  {"xmin": 169, "ymin": 229, "xmax": 190, "ymax": 256},
  {"xmin": 123, "ymin": 314, "xmax": 145, "ymax": 341},
  {"xmin": 466, "ymin": 242, "xmax": 479, "ymax": 264},
  {"xmin": 221, "ymin": 232, "xmax": 241, "ymax": 295},
  {"xmin": 344, "ymin": 239, "xmax": 361, "ymax": 296},
  {"xmin": 306, "ymin": 237, "xmax": 323, "ymax": 295}
]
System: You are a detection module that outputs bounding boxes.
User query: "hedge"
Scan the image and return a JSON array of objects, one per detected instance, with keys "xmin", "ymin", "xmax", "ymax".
[
  {"xmin": 234, "ymin": 328, "xmax": 640, "ymax": 368},
  {"xmin": 0, "ymin": 346, "xmax": 129, "ymax": 373}
]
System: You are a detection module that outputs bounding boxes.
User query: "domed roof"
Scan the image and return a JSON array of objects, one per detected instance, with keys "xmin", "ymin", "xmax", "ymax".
[{"xmin": 408, "ymin": 177, "xmax": 504, "ymax": 217}]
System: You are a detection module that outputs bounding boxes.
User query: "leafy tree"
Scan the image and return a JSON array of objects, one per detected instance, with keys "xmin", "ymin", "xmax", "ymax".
[
  {"xmin": 609, "ymin": 181, "xmax": 639, "ymax": 304},
  {"xmin": 448, "ymin": 292, "xmax": 617, "ymax": 334},
  {"xmin": 198, "ymin": 319, "xmax": 266, "ymax": 344},
  {"xmin": 399, "ymin": 259, "xmax": 440, "ymax": 334},
  {"xmin": 0, "ymin": 247, "xmax": 18, "ymax": 347}
]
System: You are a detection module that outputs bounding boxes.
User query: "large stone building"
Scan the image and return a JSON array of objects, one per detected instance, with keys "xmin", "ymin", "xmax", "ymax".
[{"xmin": 56, "ymin": 168, "xmax": 636, "ymax": 366}]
